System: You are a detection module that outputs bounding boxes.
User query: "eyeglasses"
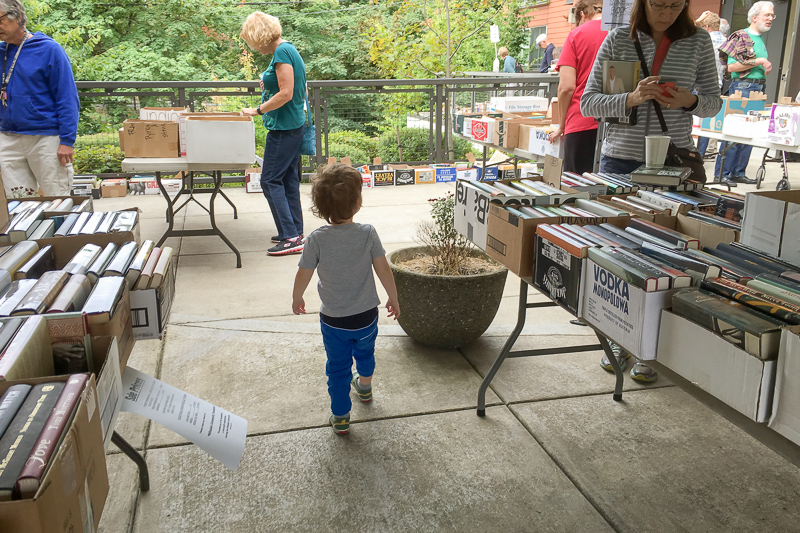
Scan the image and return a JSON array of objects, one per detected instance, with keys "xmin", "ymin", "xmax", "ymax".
[
  {"xmin": 0, "ymin": 14, "xmax": 10, "ymax": 24},
  {"xmin": 648, "ymin": 0, "xmax": 687, "ymax": 11},
  {"xmin": 761, "ymin": 13, "xmax": 776, "ymax": 19}
]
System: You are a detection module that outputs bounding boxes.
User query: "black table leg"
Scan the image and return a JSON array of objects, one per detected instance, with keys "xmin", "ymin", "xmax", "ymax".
[
  {"xmin": 111, "ymin": 431, "xmax": 150, "ymax": 492},
  {"xmin": 477, "ymin": 278, "xmax": 528, "ymax": 416},
  {"xmin": 594, "ymin": 332, "xmax": 624, "ymax": 402}
]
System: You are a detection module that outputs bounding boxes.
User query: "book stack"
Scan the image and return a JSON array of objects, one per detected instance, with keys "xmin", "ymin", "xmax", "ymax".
[
  {"xmin": 0, "ymin": 375, "xmax": 88, "ymax": 501},
  {"xmin": 468, "ymin": 179, "xmax": 570, "ymax": 198},
  {"xmin": 0, "ymin": 207, "xmax": 137, "ymax": 243},
  {"xmin": 499, "ymin": 199, "xmax": 632, "ymax": 220},
  {"xmin": 629, "ymin": 165, "xmax": 691, "ymax": 187},
  {"xmin": 667, "ymin": 242, "xmax": 800, "ymax": 359}
]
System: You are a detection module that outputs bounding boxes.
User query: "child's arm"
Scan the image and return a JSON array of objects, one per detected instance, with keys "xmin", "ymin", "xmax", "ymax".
[
  {"xmin": 373, "ymin": 255, "xmax": 400, "ymax": 319},
  {"xmin": 292, "ymin": 267, "xmax": 314, "ymax": 314}
]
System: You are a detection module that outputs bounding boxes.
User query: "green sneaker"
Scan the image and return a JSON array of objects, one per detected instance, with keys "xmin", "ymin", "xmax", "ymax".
[
  {"xmin": 600, "ymin": 342, "xmax": 631, "ymax": 372},
  {"xmin": 630, "ymin": 362, "xmax": 659, "ymax": 383},
  {"xmin": 351, "ymin": 372, "xmax": 373, "ymax": 403},
  {"xmin": 330, "ymin": 414, "xmax": 350, "ymax": 434}
]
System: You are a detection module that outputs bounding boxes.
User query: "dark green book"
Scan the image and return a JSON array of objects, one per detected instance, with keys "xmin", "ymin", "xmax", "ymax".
[
  {"xmin": 701, "ymin": 277, "xmax": 800, "ymax": 325},
  {"xmin": 0, "ymin": 384, "xmax": 31, "ymax": 439},
  {"xmin": 630, "ymin": 164, "xmax": 690, "ymax": 187},
  {"xmin": 672, "ymin": 288, "xmax": 783, "ymax": 360},
  {"xmin": 0, "ymin": 381, "xmax": 65, "ymax": 501}
]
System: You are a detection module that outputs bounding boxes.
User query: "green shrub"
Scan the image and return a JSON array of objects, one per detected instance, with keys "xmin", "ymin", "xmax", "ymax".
[
  {"xmin": 73, "ymin": 144, "xmax": 125, "ymax": 174},
  {"xmin": 327, "ymin": 142, "xmax": 369, "ymax": 166},
  {"xmin": 376, "ymin": 127, "xmax": 431, "ymax": 163},
  {"xmin": 327, "ymin": 130, "xmax": 376, "ymax": 157},
  {"xmin": 75, "ymin": 133, "xmax": 120, "ymax": 149},
  {"xmin": 451, "ymin": 135, "xmax": 475, "ymax": 160}
]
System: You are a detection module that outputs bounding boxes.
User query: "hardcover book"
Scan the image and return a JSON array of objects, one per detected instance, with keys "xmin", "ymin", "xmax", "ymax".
[
  {"xmin": 671, "ymin": 288, "xmax": 783, "ymax": 360},
  {"xmin": 53, "ymin": 213, "xmax": 80, "ymax": 237},
  {"xmin": 0, "ymin": 279, "xmax": 37, "ymax": 317},
  {"xmin": 62, "ymin": 243, "xmax": 102, "ymax": 277},
  {"xmin": 125, "ymin": 240, "xmax": 155, "ymax": 288},
  {"xmin": 628, "ymin": 218, "xmax": 699, "ymax": 250},
  {"xmin": 0, "ymin": 381, "xmax": 65, "ymax": 501},
  {"xmin": 0, "ymin": 384, "xmax": 30, "ymax": 438},
  {"xmin": 10, "ymin": 271, "xmax": 69, "ymax": 316},
  {"xmin": 629, "ymin": 165, "xmax": 690, "ymax": 187},
  {"xmin": 0, "ymin": 315, "xmax": 54, "ymax": 380},
  {"xmin": 640, "ymin": 242, "xmax": 721, "ymax": 283},
  {"xmin": 150, "ymin": 247, "xmax": 174, "ymax": 289},
  {"xmin": 0, "ymin": 241, "xmax": 39, "ymax": 278},
  {"xmin": 47, "ymin": 274, "xmax": 93, "ymax": 314},
  {"xmin": 102, "ymin": 241, "xmax": 139, "ymax": 277},
  {"xmin": 587, "ymin": 246, "xmax": 660, "ymax": 292},
  {"xmin": 87, "ymin": 242, "xmax": 118, "ymax": 282},
  {"xmin": 46, "ymin": 312, "xmax": 93, "ymax": 374},
  {"xmin": 83, "ymin": 276, "xmax": 126, "ymax": 324},
  {"xmin": 14, "ymin": 374, "xmax": 88, "ymax": 500},
  {"xmin": 14, "ymin": 245, "xmax": 55, "ymax": 281}
]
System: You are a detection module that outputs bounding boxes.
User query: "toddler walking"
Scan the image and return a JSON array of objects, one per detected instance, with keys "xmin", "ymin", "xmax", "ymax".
[{"xmin": 292, "ymin": 163, "xmax": 400, "ymax": 434}]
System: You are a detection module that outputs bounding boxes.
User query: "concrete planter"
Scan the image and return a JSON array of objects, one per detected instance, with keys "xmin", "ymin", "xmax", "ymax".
[{"xmin": 387, "ymin": 246, "xmax": 508, "ymax": 349}]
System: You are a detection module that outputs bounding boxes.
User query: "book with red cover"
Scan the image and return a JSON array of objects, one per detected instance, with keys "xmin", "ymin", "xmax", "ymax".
[{"xmin": 13, "ymin": 374, "xmax": 88, "ymax": 499}]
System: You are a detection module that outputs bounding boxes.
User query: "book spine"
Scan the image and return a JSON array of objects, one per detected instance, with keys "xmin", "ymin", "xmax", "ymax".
[
  {"xmin": 701, "ymin": 278, "xmax": 800, "ymax": 325},
  {"xmin": 588, "ymin": 247, "xmax": 657, "ymax": 292},
  {"xmin": 0, "ymin": 384, "xmax": 31, "ymax": 438},
  {"xmin": 714, "ymin": 196, "xmax": 744, "ymax": 222},
  {"xmin": 14, "ymin": 375, "xmax": 88, "ymax": 499}
]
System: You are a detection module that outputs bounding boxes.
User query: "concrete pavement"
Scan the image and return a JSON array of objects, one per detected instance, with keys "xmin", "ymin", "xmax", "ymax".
[{"xmin": 94, "ymin": 155, "xmax": 800, "ymax": 532}]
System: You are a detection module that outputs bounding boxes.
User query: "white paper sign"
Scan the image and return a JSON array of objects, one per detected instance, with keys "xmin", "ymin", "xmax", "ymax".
[
  {"xmin": 602, "ymin": 0, "xmax": 635, "ymax": 30},
  {"xmin": 490, "ymin": 25, "xmax": 500, "ymax": 43},
  {"xmin": 121, "ymin": 368, "xmax": 247, "ymax": 471}
]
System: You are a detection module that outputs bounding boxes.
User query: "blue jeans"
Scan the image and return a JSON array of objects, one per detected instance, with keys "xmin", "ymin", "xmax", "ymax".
[
  {"xmin": 261, "ymin": 125, "xmax": 304, "ymax": 241},
  {"xmin": 599, "ymin": 155, "xmax": 643, "ymax": 174},
  {"xmin": 697, "ymin": 136, "xmax": 709, "ymax": 157},
  {"xmin": 320, "ymin": 318, "xmax": 378, "ymax": 417},
  {"xmin": 714, "ymin": 80, "xmax": 765, "ymax": 178}
]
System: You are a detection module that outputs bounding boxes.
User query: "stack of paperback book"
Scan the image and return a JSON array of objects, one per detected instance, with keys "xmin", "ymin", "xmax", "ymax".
[
  {"xmin": 0, "ymin": 374, "xmax": 88, "ymax": 501},
  {"xmin": 468, "ymin": 179, "xmax": 572, "ymax": 198}
]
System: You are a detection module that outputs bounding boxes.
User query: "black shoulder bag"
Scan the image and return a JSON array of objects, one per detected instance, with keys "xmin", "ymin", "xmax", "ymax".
[{"xmin": 633, "ymin": 39, "xmax": 707, "ymax": 183}]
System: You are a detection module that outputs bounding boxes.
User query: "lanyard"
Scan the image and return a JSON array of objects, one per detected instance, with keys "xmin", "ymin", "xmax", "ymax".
[
  {"xmin": 651, "ymin": 36, "xmax": 671, "ymax": 77},
  {"xmin": 1, "ymin": 32, "xmax": 30, "ymax": 108}
]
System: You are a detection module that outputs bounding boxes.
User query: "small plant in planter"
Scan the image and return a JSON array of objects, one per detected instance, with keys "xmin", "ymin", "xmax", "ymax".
[
  {"xmin": 397, "ymin": 194, "xmax": 503, "ymax": 276},
  {"xmin": 388, "ymin": 194, "xmax": 508, "ymax": 349}
]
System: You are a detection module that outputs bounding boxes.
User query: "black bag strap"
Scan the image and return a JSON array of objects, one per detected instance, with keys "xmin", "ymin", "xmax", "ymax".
[{"xmin": 633, "ymin": 38, "xmax": 668, "ymax": 134}]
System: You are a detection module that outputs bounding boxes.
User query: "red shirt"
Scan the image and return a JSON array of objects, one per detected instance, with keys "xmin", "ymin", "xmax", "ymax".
[{"xmin": 556, "ymin": 20, "xmax": 608, "ymax": 134}]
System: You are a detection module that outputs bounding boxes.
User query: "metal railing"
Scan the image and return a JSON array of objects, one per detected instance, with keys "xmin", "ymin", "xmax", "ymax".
[{"xmin": 75, "ymin": 74, "xmax": 558, "ymax": 177}]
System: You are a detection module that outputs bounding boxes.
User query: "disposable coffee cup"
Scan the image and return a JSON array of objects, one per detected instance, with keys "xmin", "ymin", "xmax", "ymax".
[{"xmin": 645, "ymin": 135, "xmax": 670, "ymax": 168}]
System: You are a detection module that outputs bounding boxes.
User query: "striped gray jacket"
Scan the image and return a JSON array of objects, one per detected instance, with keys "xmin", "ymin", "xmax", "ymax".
[{"xmin": 581, "ymin": 26, "xmax": 722, "ymax": 162}]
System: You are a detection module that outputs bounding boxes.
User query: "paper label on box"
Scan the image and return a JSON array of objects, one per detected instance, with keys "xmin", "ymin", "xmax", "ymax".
[
  {"xmin": 122, "ymin": 367, "xmax": 248, "ymax": 471},
  {"xmin": 542, "ymin": 240, "xmax": 570, "ymax": 269}
]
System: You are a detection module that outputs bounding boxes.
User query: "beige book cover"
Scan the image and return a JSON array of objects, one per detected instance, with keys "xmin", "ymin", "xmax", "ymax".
[
  {"xmin": 11, "ymin": 270, "xmax": 70, "ymax": 316},
  {"xmin": 0, "ymin": 315, "xmax": 54, "ymax": 380},
  {"xmin": 48, "ymin": 274, "xmax": 93, "ymax": 314},
  {"xmin": 150, "ymin": 247, "xmax": 174, "ymax": 289},
  {"xmin": 0, "ymin": 241, "xmax": 38, "ymax": 277},
  {"xmin": 135, "ymin": 247, "xmax": 162, "ymax": 290}
]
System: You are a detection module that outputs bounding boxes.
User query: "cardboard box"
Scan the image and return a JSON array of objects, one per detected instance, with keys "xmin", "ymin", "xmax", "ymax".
[
  {"xmin": 119, "ymin": 120, "xmax": 180, "ymax": 158},
  {"xmin": 721, "ymin": 114, "xmax": 769, "ymax": 139},
  {"xmin": 470, "ymin": 117, "xmax": 496, "ymax": 143},
  {"xmin": 387, "ymin": 164, "xmax": 414, "ymax": 186},
  {"xmin": 92, "ymin": 336, "xmax": 123, "ymax": 450},
  {"xmin": 767, "ymin": 103, "xmax": 800, "ymax": 146},
  {"xmin": 177, "ymin": 112, "xmax": 243, "ymax": 157},
  {"xmin": 184, "ymin": 116, "xmax": 255, "ymax": 165},
  {"xmin": 580, "ymin": 257, "xmax": 677, "ymax": 360},
  {"xmin": 452, "ymin": 112, "xmax": 483, "ymax": 134},
  {"xmin": 486, "ymin": 204, "xmax": 629, "ymax": 278},
  {"xmin": 0, "ymin": 374, "xmax": 108, "ymax": 533},
  {"xmin": 432, "ymin": 165, "xmax": 457, "ymax": 183},
  {"xmin": 740, "ymin": 190, "xmax": 800, "ymax": 265},
  {"xmin": 518, "ymin": 125, "xmax": 562, "ymax": 157},
  {"xmin": 700, "ymin": 91, "xmax": 767, "ymax": 132},
  {"xmin": 130, "ymin": 255, "xmax": 176, "ymax": 340},
  {"xmin": 139, "ymin": 106, "xmax": 188, "ymax": 122},
  {"xmin": 245, "ymin": 168, "xmax": 262, "ymax": 193},
  {"xmin": 489, "ymin": 96, "xmax": 550, "ymax": 113},
  {"xmin": 413, "ymin": 166, "xmax": 435, "ymax": 184},
  {"xmin": 657, "ymin": 310, "xmax": 776, "ymax": 422},
  {"xmin": 372, "ymin": 169, "xmax": 395, "ymax": 187},
  {"xmin": 769, "ymin": 326, "xmax": 800, "ymax": 443},
  {"xmin": 533, "ymin": 233, "xmax": 584, "ymax": 315},
  {"xmin": 128, "ymin": 177, "xmax": 180, "ymax": 196},
  {"xmin": 360, "ymin": 171, "xmax": 373, "ymax": 189},
  {"xmin": 86, "ymin": 284, "xmax": 134, "ymax": 365},
  {"xmin": 101, "ymin": 179, "xmax": 127, "ymax": 198}
]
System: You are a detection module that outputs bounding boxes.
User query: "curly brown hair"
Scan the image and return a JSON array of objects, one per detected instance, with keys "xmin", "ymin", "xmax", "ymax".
[{"xmin": 311, "ymin": 163, "xmax": 363, "ymax": 224}]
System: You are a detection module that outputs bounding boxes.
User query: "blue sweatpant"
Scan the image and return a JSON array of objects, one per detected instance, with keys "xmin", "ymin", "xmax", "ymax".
[{"xmin": 320, "ymin": 319, "xmax": 378, "ymax": 417}]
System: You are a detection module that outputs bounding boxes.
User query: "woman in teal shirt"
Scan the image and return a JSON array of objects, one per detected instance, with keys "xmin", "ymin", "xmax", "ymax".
[{"xmin": 241, "ymin": 12, "xmax": 308, "ymax": 256}]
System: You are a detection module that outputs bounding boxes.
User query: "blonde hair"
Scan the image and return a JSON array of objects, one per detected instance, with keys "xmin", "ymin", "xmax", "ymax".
[
  {"xmin": 498, "ymin": 47, "xmax": 509, "ymax": 58},
  {"xmin": 240, "ymin": 12, "xmax": 282, "ymax": 49}
]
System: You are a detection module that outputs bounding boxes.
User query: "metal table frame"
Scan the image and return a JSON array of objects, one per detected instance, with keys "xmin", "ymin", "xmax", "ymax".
[
  {"xmin": 694, "ymin": 129, "xmax": 800, "ymax": 191},
  {"xmin": 477, "ymin": 277, "xmax": 625, "ymax": 416},
  {"xmin": 112, "ymin": 431, "xmax": 149, "ymax": 491},
  {"xmin": 121, "ymin": 158, "xmax": 250, "ymax": 268}
]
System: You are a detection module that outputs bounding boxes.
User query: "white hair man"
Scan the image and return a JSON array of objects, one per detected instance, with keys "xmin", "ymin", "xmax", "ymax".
[
  {"xmin": 0, "ymin": 0, "xmax": 79, "ymax": 197},
  {"xmin": 715, "ymin": 0, "xmax": 774, "ymax": 185},
  {"xmin": 535, "ymin": 34, "xmax": 555, "ymax": 73}
]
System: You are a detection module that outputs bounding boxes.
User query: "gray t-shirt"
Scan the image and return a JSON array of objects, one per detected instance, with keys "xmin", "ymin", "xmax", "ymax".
[{"xmin": 298, "ymin": 223, "xmax": 386, "ymax": 317}]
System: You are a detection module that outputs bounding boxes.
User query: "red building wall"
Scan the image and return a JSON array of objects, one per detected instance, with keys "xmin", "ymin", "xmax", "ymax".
[{"xmin": 524, "ymin": 0, "xmax": 724, "ymax": 50}]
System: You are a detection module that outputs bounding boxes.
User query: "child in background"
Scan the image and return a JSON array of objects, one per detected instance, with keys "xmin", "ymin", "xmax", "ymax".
[{"xmin": 292, "ymin": 163, "xmax": 400, "ymax": 435}]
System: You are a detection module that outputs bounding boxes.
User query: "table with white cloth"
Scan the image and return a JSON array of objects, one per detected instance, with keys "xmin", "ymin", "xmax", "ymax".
[
  {"xmin": 693, "ymin": 128, "xmax": 800, "ymax": 191},
  {"xmin": 121, "ymin": 158, "xmax": 249, "ymax": 267}
]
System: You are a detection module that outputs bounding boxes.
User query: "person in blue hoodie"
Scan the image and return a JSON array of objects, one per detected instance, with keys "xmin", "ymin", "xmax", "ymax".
[{"xmin": 0, "ymin": 0, "xmax": 79, "ymax": 198}]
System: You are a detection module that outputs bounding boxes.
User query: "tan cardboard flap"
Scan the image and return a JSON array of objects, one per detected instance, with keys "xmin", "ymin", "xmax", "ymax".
[{"xmin": 543, "ymin": 155, "xmax": 563, "ymax": 187}]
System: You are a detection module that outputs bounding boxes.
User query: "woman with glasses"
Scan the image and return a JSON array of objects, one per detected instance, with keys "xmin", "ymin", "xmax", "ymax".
[
  {"xmin": 581, "ymin": 0, "xmax": 721, "ymax": 176},
  {"xmin": 580, "ymin": 0, "xmax": 721, "ymax": 382}
]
